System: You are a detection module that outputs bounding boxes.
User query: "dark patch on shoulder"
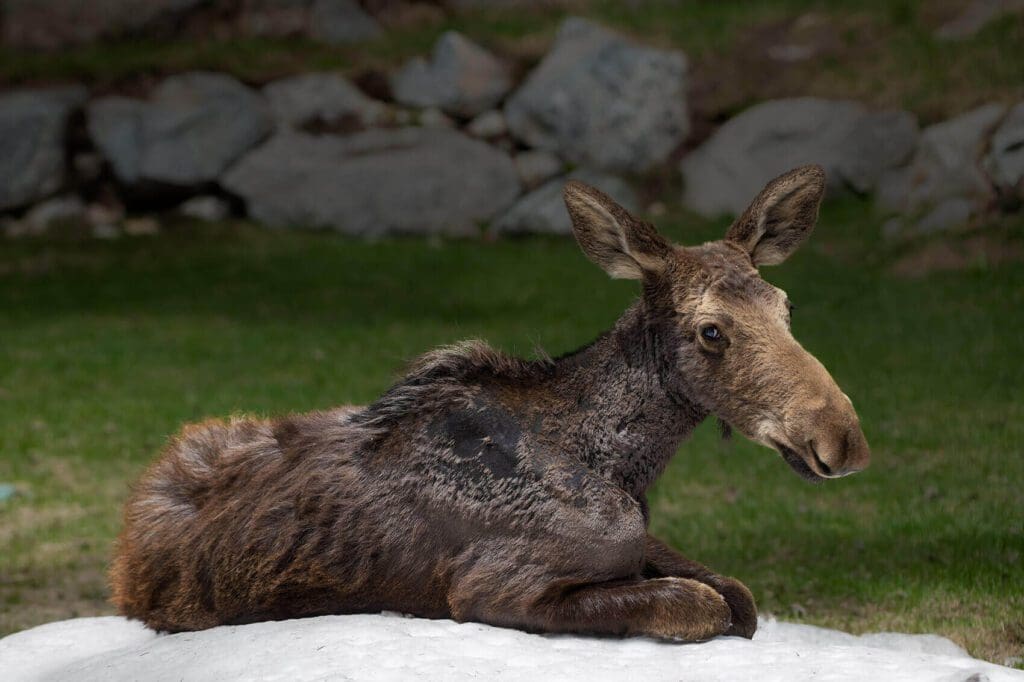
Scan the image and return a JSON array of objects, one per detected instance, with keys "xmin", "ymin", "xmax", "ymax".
[{"xmin": 431, "ymin": 403, "xmax": 522, "ymax": 480}]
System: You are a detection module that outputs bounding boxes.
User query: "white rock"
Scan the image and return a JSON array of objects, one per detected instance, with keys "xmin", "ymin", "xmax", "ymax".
[
  {"xmin": 466, "ymin": 109, "xmax": 508, "ymax": 138},
  {"xmin": 178, "ymin": 195, "xmax": 231, "ymax": 222},
  {"xmin": 2, "ymin": 614, "xmax": 1021, "ymax": 682},
  {"xmin": 23, "ymin": 195, "xmax": 85, "ymax": 230}
]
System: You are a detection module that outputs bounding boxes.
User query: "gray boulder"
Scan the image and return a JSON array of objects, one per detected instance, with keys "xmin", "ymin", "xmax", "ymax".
[
  {"xmin": 1, "ymin": 0, "xmax": 204, "ymax": 49},
  {"xmin": 504, "ymin": 17, "xmax": 689, "ymax": 174},
  {"xmin": 418, "ymin": 107, "xmax": 455, "ymax": 129},
  {"xmin": 178, "ymin": 195, "xmax": 232, "ymax": 222},
  {"xmin": 513, "ymin": 150, "xmax": 564, "ymax": 189},
  {"xmin": 23, "ymin": 195, "xmax": 86, "ymax": 231},
  {"xmin": 681, "ymin": 98, "xmax": 918, "ymax": 217},
  {"xmin": 915, "ymin": 198, "xmax": 975, "ymax": 234},
  {"xmin": 984, "ymin": 101, "xmax": 1024, "ymax": 200},
  {"xmin": 465, "ymin": 110, "xmax": 508, "ymax": 139},
  {"xmin": 392, "ymin": 31, "xmax": 513, "ymax": 118},
  {"xmin": 264, "ymin": 72, "xmax": 387, "ymax": 130},
  {"xmin": 491, "ymin": 169, "xmax": 636, "ymax": 236},
  {"xmin": 880, "ymin": 103, "xmax": 1007, "ymax": 214},
  {"xmin": 0, "ymin": 86, "xmax": 87, "ymax": 211},
  {"xmin": 88, "ymin": 72, "xmax": 273, "ymax": 186},
  {"xmin": 223, "ymin": 128, "xmax": 521, "ymax": 236}
]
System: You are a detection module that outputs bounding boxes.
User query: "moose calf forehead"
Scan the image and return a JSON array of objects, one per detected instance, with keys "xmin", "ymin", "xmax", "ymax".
[{"xmin": 680, "ymin": 242, "xmax": 783, "ymax": 306}]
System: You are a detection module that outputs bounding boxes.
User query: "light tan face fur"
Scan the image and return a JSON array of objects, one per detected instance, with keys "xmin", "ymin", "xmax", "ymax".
[
  {"xmin": 565, "ymin": 164, "xmax": 870, "ymax": 482},
  {"xmin": 668, "ymin": 241, "xmax": 869, "ymax": 481}
]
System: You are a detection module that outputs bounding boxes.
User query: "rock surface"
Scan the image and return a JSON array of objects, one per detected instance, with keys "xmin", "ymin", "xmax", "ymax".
[
  {"xmin": 681, "ymin": 98, "xmax": 918, "ymax": 217},
  {"xmin": 23, "ymin": 195, "xmax": 86, "ymax": 231},
  {"xmin": 264, "ymin": 72, "xmax": 387, "ymax": 130},
  {"xmin": 0, "ymin": 87, "xmax": 87, "ymax": 211},
  {"xmin": 466, "ymin": 110, "xmax": 508, "ymax": 139},
  {"xmin": 88, "ymin": 72, "xmax": 273, "ymax": 186},
  {"xmin": 178, "ymin": 195, "xmax": 232, "ymax": 222},
  {"xmin": 392, "ymin": 31, "xmax": 513, "ymax": 118},
  {"xmin": 491, "ymin": 169, "xmax": 637, "ymax": 235},
  {"xmin": 2, "ymin": 614, "xmax": 1020, "ymax": 682},
  {"xmin": 984, "ymin": 101, "xmax": 1024, "ymax": 201},
  {"xmin": 505, "ymin": 17, "xmax": 689, "ymax": 174},
  {"xmin": 879, "ymin": 103, "xmax": 1007, "ymax": 215},
  {"xmin": 223, "ymin": 127, "xmax": 521, "ymax": 236},
  {"xmin": 513, "ymin": 150, "xmax": 564, "ymax": 189}
]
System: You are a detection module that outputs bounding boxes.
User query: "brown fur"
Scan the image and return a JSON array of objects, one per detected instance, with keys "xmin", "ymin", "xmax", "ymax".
[{"xmin": 111, "ymin": 165, "xmax": 869, "ymax": 641}]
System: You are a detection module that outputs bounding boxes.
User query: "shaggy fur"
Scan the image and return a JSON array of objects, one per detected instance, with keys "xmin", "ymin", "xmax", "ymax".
[{"xmin": 111, "ymin": 165, "xmax": 869, "ymax": 642}]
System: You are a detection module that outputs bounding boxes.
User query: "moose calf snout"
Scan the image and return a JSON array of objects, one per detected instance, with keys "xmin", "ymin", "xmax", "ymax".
[{"xmin": 810, "ymin": 421, "xmax": 870, "ymax": 478}]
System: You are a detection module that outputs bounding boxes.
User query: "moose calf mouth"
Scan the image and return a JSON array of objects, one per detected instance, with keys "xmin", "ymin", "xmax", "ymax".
[{"xmin": 773, "ymin": 440, "xmax": 828, "ymax": 483}]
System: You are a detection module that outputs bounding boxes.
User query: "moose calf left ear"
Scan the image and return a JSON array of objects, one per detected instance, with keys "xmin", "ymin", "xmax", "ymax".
[
  {"xmin": 564, "ymin": 181, "xmax": 671, "ymax": 280},
  {"xmin": 725, "ymin": 165, "xmax": 826, "ymax": 267}
]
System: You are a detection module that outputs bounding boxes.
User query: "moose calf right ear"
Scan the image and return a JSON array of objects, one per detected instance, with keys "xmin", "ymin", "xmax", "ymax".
[
  {"xmin": 564, "ymin": 181, "xmax": 670, "ymax": 280},
  {"xmin": 725, "ymin": 165, "xmax": 826, "ymax": 267}
]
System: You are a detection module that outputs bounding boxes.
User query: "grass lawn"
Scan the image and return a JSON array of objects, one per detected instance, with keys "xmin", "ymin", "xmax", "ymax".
[{"xmin": 1, "ymin": 202, "xmax": 1022, "ymax": 665}]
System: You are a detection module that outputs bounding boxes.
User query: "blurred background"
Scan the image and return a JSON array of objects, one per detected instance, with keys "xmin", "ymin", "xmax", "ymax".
[{"xmin": 0, "ymin": 0, "xmax": 1022, "ymax": 667}]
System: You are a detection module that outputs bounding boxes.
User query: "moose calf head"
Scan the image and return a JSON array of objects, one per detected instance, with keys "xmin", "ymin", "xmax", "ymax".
[{"xmin": 564, "ymin": 165, "xmax": 870, "ymax": 481}]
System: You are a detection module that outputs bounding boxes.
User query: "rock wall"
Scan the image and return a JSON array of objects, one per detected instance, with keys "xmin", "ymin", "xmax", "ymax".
[{"xmin": 2, "ymin": 16, "xmax": 1022, "ymax": 239}]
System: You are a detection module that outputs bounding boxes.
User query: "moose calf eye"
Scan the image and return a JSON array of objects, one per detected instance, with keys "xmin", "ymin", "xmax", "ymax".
[{"xmin": 701, "ymin": 325, "xmax": 721, "ymax": 341}]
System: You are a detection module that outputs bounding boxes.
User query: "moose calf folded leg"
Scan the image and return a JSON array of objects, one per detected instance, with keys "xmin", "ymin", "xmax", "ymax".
[
  {"xmin": 530, "ymin": 577, "xmax": 731, "ymax": 641},
  {"xmin": 643, "ymin": 535, "xmax": 757, "ymax": 639}
]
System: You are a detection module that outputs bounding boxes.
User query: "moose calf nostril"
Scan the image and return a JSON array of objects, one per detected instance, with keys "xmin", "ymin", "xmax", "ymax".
[{"xmin": 808, "ymin": 441, "xmax": 832, "ymax": 476}]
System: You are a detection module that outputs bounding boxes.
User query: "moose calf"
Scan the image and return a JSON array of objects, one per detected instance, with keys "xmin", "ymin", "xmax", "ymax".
[{"xmin": 112, "ymin": 165, "xmax": 870, "ymax": 641}]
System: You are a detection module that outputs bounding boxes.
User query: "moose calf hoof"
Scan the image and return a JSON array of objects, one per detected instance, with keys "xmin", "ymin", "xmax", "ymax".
[
  {"xmin": 648, "ymin": 577, "xmax": 731, "ymax": 642},
  {"xmin": 715, "ymin": 577, "xmax": 758, "ymax": 639}
]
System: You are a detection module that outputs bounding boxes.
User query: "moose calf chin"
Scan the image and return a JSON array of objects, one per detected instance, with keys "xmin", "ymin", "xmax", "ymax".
[{"xmin": 112, "ymin": 165, "xmax": 868, "ymax": 641}]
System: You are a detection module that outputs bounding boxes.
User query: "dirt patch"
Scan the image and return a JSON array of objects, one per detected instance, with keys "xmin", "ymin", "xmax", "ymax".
[{"xmin": 891, "ymin": 234, "xmax": 1024, "ymax": 277}]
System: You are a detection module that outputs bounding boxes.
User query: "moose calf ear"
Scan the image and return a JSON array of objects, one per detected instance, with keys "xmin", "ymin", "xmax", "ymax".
[
  {"xmin": 564, "ymin": 181, "xmax": 670, "ymax": 280},
  {"xmin": 725, "ymin": 165, "xmax": 826, "ymax": 267}
]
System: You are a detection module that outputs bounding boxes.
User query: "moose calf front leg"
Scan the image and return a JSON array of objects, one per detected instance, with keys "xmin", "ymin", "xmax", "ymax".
[
  {"xmin": 643, "ymin": 534, "xmax": 758, "ymax": 638},
  {"xmin": 455, "ymin": 576, "xmax": 732, "ymax": 642}
]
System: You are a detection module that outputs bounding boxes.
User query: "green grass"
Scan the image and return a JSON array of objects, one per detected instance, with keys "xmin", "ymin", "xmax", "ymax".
[
  {"xmin": 2, "ymin": 1, "xmax": 1021, "ymax": 123},
  {"xmin": 1, "ymin": 203, "xmax": 1022, "ymax": 665}
]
